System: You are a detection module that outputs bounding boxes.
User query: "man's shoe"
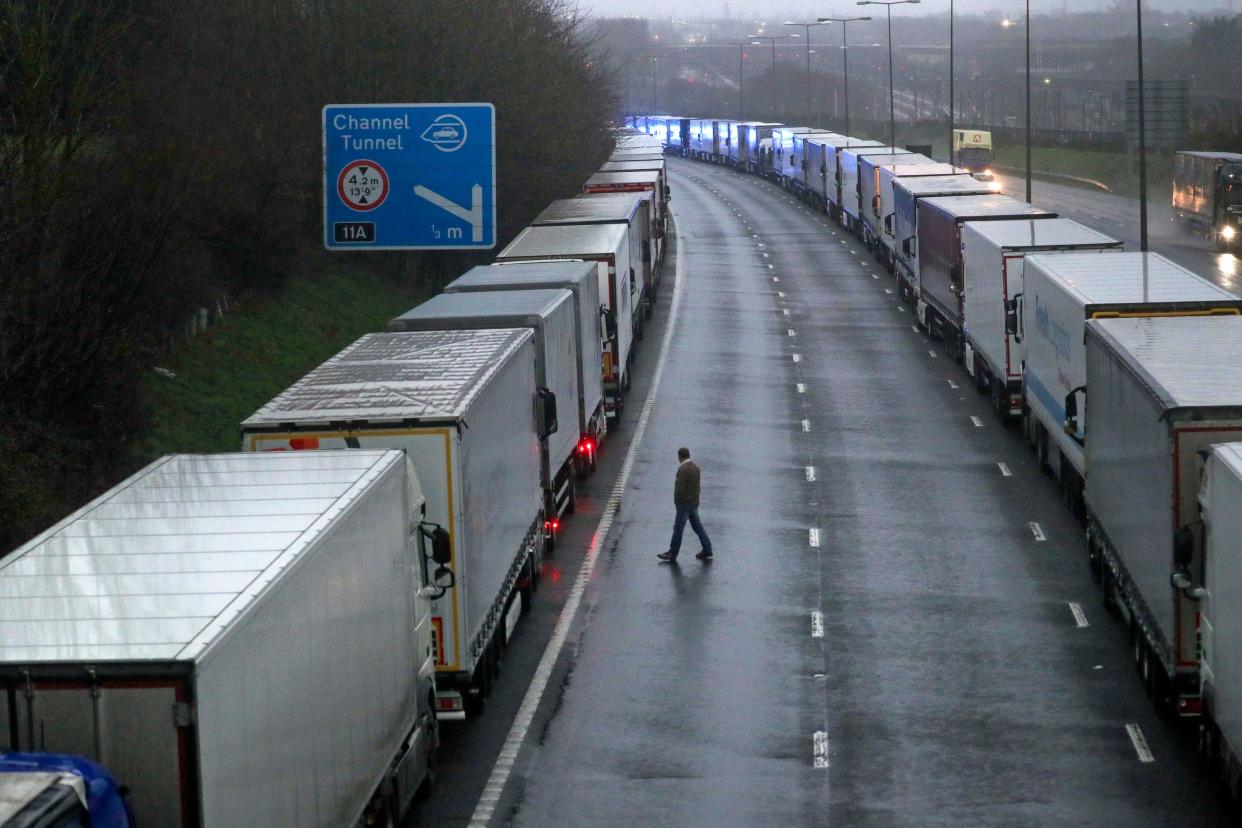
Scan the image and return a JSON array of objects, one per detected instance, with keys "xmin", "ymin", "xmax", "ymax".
[
  {"xmin": 695, "ymin": 550, "xmax": 714, "ymax": 560},
  {"xmin": 657, "ymin": 551, "xmax": 677, "ymax": 562}
]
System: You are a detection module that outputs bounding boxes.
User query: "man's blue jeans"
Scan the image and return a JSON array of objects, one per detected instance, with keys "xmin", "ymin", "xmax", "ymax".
[{"xmin": 669, "ymin": 504, "xmax": 712, "ymax": 556}]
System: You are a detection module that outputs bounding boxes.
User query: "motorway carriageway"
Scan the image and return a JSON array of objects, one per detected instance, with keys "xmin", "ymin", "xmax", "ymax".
[{"xmin": 410, "ymin": 157, "xmax": 1231, "ymax": 827}]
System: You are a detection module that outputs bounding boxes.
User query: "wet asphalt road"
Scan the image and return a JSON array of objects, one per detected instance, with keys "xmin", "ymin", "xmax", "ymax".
[
  {"xmin": 996, "ymin": 172, "xmax": 1242, "ymax": 295},
  {"xmin": 414, "ymin": 156, "xmax": 1233, "ymax": 827}
]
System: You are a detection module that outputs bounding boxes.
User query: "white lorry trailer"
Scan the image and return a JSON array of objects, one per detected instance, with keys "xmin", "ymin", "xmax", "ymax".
[
  {"xmin": 914, "ymin": 194, "xmax": 1057, "ymax": 358},
  {"xmin": 242, "ymin": 329, "xmax": 547, "ymax": 719},
  {"xmin": 583, "ymin": 169, "xmax": 668, "ymax": 251},
  {"xmin": 858, "ymin": 156, "xmax": 939, "ymax": 248},
  {"xmin": 533, "ymin": 192, "xmax": 660, "ymax": 303},
  {"xmin": 874, "ymin": 163, "xmax": 968, "ymax": 263},
  {"xmin": 961, "ymin": 218, "xmax": 1120, "ymax": 420},
  {"xmin": 1199, "ymin": 442, "xmax": 1242, "ymax": 780},
  {"xmin": 789, "ymin": 132, "xmax": 845, "ymax": 196},
  {"xmin": 1020, "ymin": 252, "xmax": 1242, "ymax": 514},
  {"xmin": 444, "ymin": 261, "xmax": 606, "ymax": 472},
  {"xmin": 1083, "ymin": 316, "xmax": 1242, "ymax": 716},
  {"xmin": 771, "ymin": 127, "xmax": 815, "ymax": 186},
  {"xmin": 389, "ymin": 290, "xmax": 580, "ymax": 531},
  {"xmin": 0, "ymin": 450, "xmax": 439, "ymax": 826},
  {"xmin": 891, "ymin": 174, "xmax": 996, "ymax": 301},
  {"xmin": 837, "ymin": 145, "xmax": 911, "ymax": 232},
  {"xmin": 497, "ymin": 223, "xmax": 637, "ymax": 417}
]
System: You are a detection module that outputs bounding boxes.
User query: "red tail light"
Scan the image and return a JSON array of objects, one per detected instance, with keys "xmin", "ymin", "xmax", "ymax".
[
  {"xmin": 544, "ymin": 519, "xmax": 561, "ymax": 532},
  {"xmin": 577, "ymin": 436, "xmax": 596, "ymax": 456}
]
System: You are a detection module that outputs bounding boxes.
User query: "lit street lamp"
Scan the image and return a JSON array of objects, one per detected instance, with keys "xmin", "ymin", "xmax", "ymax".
[
  {"xmin": 747, "ymin": 33, "xmax": 800, "ymax": 121},
  {"xmin": 818, "ymin": 16, "xmax": 872, "ymax": 138},
  {"xmin": 783, "ymin": 21, "xmax": 829, "ymax": 123},
  {"xmin": 858, "ymin": 0, "xmax": 920, "ymax": 150}
]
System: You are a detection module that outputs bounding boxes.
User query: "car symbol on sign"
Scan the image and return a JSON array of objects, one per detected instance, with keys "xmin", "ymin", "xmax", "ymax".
[{"xmin": 421, "ymin": 115, "xmax": 468, "ymax": 152}]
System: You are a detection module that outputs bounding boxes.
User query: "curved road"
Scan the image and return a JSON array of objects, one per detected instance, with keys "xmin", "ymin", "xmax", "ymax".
[{"xmin": 413, "ymin": 156, "xmax": 1231, "ymax": 826}]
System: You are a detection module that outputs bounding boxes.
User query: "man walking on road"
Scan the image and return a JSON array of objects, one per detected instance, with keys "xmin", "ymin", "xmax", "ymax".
[{"xmin": 658, "ymin": 447, "xmax": 713, "ymax": 562}]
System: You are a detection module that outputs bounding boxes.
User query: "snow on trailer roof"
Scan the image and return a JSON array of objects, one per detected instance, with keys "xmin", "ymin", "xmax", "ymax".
[
  {"xmin": 499, "ymin": 223, "xmax": 628, "ymax": 259},
  {"xmin": 920, "ymin": 194, "xmax": 1055, "ymax": 220},
  {"xmin": 1087, "ymin": 315, "xmax": 1242, "ymax": 410},
  {"xmin": 1025, "ymin": 251, "xmax": 1239, "ymax": 306},
  {"xmin": 449, "ymin": 261, "xmax": 598, "ymax": 290},
  {"xmin": 388, "ymin": 289, "xmax": 571, "ymax": 332},
  {"xmin": 534, "ymin": 194, "xmax": 644, "ymax": 225},
  {"xmin": 0, "ymin": 450, "xmax": 404, "ymax": 663},
  {"xmin": 968, "ymin": 218, "xmax": 1119, "ymax": 249},
  {"xmin": 585, "ymin": 170, "xmax": 660, "ymax": 187},
  {"xmin": 243, "ymin": 328, "xmax": 533, "ymax": 427}
]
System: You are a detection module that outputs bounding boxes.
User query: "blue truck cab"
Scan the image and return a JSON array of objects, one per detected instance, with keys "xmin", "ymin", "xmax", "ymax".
[{"xmin": 0, "ymin": 754, "xmax": 132, "ymax": 828}]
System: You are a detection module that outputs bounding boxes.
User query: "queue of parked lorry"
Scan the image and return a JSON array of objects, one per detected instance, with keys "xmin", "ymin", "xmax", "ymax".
[
  {"xmin": 635, "ymin": 112, "xmax": 1242, "ymax": 804},
  {"xmin": 0, "ymin": 134, "xmax": 670, "ymax": 827}
]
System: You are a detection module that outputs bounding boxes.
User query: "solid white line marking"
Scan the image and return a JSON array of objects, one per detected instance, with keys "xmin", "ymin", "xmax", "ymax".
[
  {"xmin": 797, "ymin": 383, "xmax": 806, "ymax": 394},
  {"xmin": 805, "ymin": 465, "xmax": 816, "ymax": 481},
  {"xmin": 792, "ymin": 353, "xmax": 801, "ymax": 363},
  {"xmin": 971, "ymin": 416, "xmax": 983, "ymax": 428},
  {"xmin": 998, "ymin": 462, "xmax": 1012, "ymax": 476},
  {"xmin": 1029, "ymin": 522, "xmax": 1047, "ymax": 541},
  {"xmin": 802, "ymin": 419, "xmax": 812, "ymax": 432},
  {"xmin": 1126, "ymin": 723, "xmax": 1155, "ymax": 763},
  {"xmin": 468, "ymin": 197, "xmax": 689, "ymax": 828},
  {"xmin": 1069, "ymin": 602, "xmax": 1089, "ymax": 628},
  {"xmin": 809, "ymin": 527, "xmax": 821, "ymax": 547},
  {"xmin": 811, "ymin": 611, "xmax": 824, "ymax": 638},
  {"xmin": 947, "ymin": 380, "xmax": 959, "ymax": 389},
  {"xmin": 813, "ymin": 731, "xmax": 830, "ymax": 769}
]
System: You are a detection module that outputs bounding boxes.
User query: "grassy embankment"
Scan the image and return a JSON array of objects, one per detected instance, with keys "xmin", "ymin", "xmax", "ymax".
[
  {"xmin": 992, "ymin": 144, "xmax": 1173, "ymax": 199},
  {"xmin": 137, "ymin": 258, "xmax": 425, "ymax": 459}
]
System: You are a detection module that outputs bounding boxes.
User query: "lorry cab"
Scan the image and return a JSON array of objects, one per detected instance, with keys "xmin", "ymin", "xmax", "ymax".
[
  {"xmin": 0, "ymin": 754, "xmax": 133, "ymax": 828},
  {"xmin": 952, "ymin": 129, "xmax": 994, "ymax": 175}
]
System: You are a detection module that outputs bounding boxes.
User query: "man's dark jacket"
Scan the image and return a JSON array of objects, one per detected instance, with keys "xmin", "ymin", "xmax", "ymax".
[{"xmin": 674, "ymin": 460, "xmax": 701, "ymax": 508}]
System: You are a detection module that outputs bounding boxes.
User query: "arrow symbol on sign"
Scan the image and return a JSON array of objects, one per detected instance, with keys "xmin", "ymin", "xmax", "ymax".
[{"xmin": 413, "ymin": 184, "xmax": 483, "ymax": 242}]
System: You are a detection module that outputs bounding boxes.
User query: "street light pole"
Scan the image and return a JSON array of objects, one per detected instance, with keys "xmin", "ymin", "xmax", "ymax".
[
  {"xmin": 818, "ymin": 16, "xmax": 872, "ymax": 137},
  {"xmin": 1136, "ymin": 0, "xmax": 1149, "ymax": 252},
  {"xmin": 784, "ymin": 22, "xmax": 828, "ymax": 124},
  {"xmin": 747, "ymin": 34, "xmax": 800, "ymax": 121},
  {"xmin": 949, "ymin": 0, "xmax": 954, "ymax": 164},
  {"xmin": 859, "ymin": 0, "xmax": 921, "ymax": 150},
  {"xmin": 1026, "ymin": 0, "xmax": 1032, "ymax": 203}
]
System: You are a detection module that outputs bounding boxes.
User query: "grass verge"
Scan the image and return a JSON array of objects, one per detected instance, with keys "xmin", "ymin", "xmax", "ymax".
[
  {"xmin": 137, "ymin": 257, "xmax": 425, "ymax": 459},
  {"xmin": 992, "ymin": 144, "xmax": 1173, "ymax": 199}
]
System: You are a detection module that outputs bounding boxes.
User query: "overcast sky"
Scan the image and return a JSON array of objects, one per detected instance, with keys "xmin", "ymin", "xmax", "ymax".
[{"xmin": 583, "ymin": 0, "xmax": 1234, "ymax": 19}]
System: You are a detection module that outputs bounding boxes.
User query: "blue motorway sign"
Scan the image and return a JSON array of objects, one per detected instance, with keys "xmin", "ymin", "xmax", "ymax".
[{"xmin": 323, "ymin": 103, "xmax": 496, "ymax": 250}]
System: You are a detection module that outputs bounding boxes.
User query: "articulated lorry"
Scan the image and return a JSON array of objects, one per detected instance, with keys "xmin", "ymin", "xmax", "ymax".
[
  {"xmin": 389, "ymin": 290, "xmax": 580, "ymax": 532},
  {"xmin": 1172, "ymin": 151, "xmax": 1242, "ymax": 251},
  {"xmin": 915, "ymin": 194, "xmax": 1056, "ymax": 358},
  {"xmin": 0, "ymin": 451, "xmax": 439, "ymax": 825},
  {"xmin": 891, "ymin": 174, "xmax": 998, "ymax": 301},
  {"xmin": 961, "ymin": 218, "xmax": 1120, "ymax": 420},
  {"xmin": 837, "ymin": 145, "xmax": 911, "ymax": 232},
  {"xmin": 445, "ymin": 261, "xmax": 606, "ymax": 473},
  {"xmin": 584, "ymin": 169, "xmax": 669, "ymax": 247},
  {"xmin": 534, "ymin": 192, "xmax": 660, "ymax": 302},
  {"xmin": 1200, "ymin": 442, "xmax": 1242, "ymax": 781},
  {"xmin": 1019, "ymin": 252, "xmax": 1242, "ymax": 515},
  {"xmin": 1084, "ymin": 316, "xmax": 1242, "ymax": 717},
  {"xmin": 497, "ymin": 223, "xmax": 638, "ymax": 417},
  {"xmin": 867, "ymin": 161, "xmax": 959, "ymax": 254},
  {"xmin": 243, "ymin": 330, "xmax": 547, "ymax": 719}
]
